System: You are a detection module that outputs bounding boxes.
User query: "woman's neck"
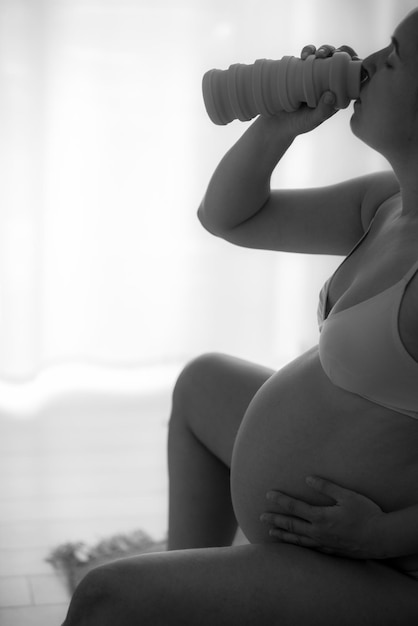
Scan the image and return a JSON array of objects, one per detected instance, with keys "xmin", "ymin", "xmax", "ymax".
[{"xmin": 389, "ymin": 160, "xmax": 418, "ymax": 218}]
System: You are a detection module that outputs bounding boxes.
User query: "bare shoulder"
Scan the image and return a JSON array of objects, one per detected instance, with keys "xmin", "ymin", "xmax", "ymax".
[{"xmin": 360, "ymin": 170, "xmax": 400, "ymax": 229}]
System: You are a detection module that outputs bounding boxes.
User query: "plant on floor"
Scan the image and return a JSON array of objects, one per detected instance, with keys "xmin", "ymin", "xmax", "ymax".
[{"xmin": 46, "ymin": 529, "xmax": 166, "ymax": 592}]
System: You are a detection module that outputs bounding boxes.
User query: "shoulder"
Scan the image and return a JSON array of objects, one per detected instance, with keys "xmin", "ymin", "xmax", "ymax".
[{"xmin": 360, "ymin": 171, "xmax": 400, "ymax": 230}]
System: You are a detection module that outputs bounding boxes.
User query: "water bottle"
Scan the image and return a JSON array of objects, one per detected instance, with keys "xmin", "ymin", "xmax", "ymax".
[{"xmin": 202, "ymin": 52, "xmax": 362, "ymax": 125}]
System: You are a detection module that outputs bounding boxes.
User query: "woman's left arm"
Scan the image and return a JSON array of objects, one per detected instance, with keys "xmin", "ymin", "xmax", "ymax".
[{"xmin": 260, "ymin": 476, "xmax": 418, "ymax": 560}]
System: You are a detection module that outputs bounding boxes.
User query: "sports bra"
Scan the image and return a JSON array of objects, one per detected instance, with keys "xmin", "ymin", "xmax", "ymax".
[{"xmin": 317, "ymin": 208, "xmax": 418, "ymax": 419}]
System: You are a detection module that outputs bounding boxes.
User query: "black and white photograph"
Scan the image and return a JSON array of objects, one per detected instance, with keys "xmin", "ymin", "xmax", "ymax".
[{"xmin": 1, "ymin": 1, "xmax": 418, "ymax": 624}]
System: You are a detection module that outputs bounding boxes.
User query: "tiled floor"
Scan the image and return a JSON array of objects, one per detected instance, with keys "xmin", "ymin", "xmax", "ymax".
[{"xmin": 0, "ymin": 388, "xmax": 172, "ymax": 626}]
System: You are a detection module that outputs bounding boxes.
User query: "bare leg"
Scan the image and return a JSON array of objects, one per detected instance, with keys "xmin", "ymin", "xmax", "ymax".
[
  {"xmin": 167, "ymin": 353, "xmax": 273, "ymax": 549},
  {"xmin": 62, "ymin": 543, "xmax": 418, "ymax": 626}
]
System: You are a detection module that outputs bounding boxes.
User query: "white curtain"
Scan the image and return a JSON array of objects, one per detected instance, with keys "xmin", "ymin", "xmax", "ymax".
[{"xmin": 0, "ymin": 0, "xmax": 415, "ymax": 399}]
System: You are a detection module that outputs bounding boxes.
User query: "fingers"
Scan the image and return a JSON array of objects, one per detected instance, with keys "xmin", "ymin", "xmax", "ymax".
[
  {"xmin": 316, "ymin": 44, "xmax": 336, "ymax": 58},
  {"xmin": 260, "ymin": 512, "xmax": 334, "ymax": 552},
  {"xmin": 306, "ymin": 476, "xmax": 353, "ymax": 502},
  {"xmin": 300, "ymin": 44, "xmax": 335, "ymax": 60},
  {"xmin": 268, "ymin": 528, "xmax": 321, "ymax": 549},
  {"xmin": 266, "ymin": 526, "xmax": 338, "ymax": 555},
  {"xmin": 300, "ymin": 44, "xmax": 359, "ymax": 61},
  {"xmin": 265, "ymin": 490, "xmax": 323, "ymax": 522},
  {"xmin": 300, "ymin": 44, "xmax": 316, "ymax": 59},
  {"xmin": 268, "ymin": 527, "xmax": 340, "ymax": 556},
  {"xmin": 304, "ymin": 90, "xmax": 338, "ymax": 126},
  {"xmin": 260, "ymin": 512, "xmax": 311, "ymax": 535},
  {"xmin": 335, "ymin": 45, "xmax": 360, "ymax": 60},
  {"xmin": 260, "ymin": 512, "xmax": 317, "ymax": 548}
]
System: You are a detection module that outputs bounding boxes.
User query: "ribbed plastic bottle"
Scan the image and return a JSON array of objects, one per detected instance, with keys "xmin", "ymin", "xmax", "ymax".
[{"xmin": 202, "ymin": 52, "xmax": 362, "ymax": 125}]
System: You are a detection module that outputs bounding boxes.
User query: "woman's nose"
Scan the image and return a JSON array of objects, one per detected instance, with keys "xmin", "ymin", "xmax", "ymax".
[{"xmin": 361, "ymin": 46, "xmax": 389, "ymax": 79}]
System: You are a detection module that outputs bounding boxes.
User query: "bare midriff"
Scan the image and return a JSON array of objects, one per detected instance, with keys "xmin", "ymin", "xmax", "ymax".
[{"xmin": 230, "ymin": 345, "xmax": 418, "ymax": 574}]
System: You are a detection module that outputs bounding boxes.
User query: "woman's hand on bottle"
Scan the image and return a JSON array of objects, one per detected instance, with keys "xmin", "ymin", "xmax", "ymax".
[
  {"xmin": 269, "ymin": 89, "xmax": 337, "ymax": 137},
  {"xmin": 267, "ymin": 43, "xmax": 360, "ymax": 137},
  {"xmin": 300, "ymin": 43, "xmax": 360, "ymax": 60}
]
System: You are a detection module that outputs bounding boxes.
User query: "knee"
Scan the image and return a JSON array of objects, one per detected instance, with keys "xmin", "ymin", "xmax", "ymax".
[
  {"xmin": 63, "ymin": 556, "xmax": 171, "ymax": 626},
  {"xmin": 63, "ymin": 566, "xmax": 121, "ymax": 626},
  {"xmin": 171, "ymin": 352, "xmax": 227, "ymax": 417}
]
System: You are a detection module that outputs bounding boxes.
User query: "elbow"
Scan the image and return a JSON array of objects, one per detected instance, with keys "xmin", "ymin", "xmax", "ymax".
[
  {"xmin": 197, "ymin": 203, "xmax": 206, "ymax": 227},
  {"xmin": 197, "ymin": 203, "xmax": 222, "ymax": 237}
]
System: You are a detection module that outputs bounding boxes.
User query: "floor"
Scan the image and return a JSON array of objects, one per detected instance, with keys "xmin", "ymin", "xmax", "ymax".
[{"xmin": 0, "ymin": 387, "xmax": 171, "ymax": 626}]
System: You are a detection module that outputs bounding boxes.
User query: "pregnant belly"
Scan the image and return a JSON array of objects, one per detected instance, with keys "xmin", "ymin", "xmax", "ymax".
[{"xmin": 230, "ymin": 346, "xmax": 418, "ymax": 561}]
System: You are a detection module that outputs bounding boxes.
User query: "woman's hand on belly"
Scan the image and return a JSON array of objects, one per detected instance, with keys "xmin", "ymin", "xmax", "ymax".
[{"xmin": 260, "ymin": 476, "xmax": 387, "ymax": 559}]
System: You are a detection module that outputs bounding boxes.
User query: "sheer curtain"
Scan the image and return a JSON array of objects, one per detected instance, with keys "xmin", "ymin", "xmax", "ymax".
[{"xmin": 0, "ymin": 0, "xmax": 415, "ymax": 408}]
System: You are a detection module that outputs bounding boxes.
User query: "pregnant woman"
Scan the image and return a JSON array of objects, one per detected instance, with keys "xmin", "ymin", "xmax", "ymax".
[{"xmin": 63, "ymin": 8, "xmax": 418, "ymax": 625}]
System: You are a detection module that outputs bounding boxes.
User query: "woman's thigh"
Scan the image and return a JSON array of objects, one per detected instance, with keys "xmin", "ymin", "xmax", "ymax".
[
  {"xmin": 171, "ymin": 353, "xmax": 274, "ymax": 467},
  {"xmin": 64, "ymin": 543, "xmax": 418, "ymax": 626}
]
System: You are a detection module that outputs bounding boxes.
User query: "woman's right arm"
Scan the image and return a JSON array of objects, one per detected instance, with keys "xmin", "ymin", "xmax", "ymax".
[
  {"xmin": 198, "ymin": 94, "xmax": 400, "ymax": 256},
  {"xmin": 198, "ymin": 91, "xmax": 337, "ymax": 232}
]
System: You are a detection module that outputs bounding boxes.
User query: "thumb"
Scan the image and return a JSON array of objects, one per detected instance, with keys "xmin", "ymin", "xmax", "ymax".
[
  {"xmin": 296, "ymin": 91, "xmax": 338, "ymax": 134},
  {"xmin": 322, "ymin": 90, "xmax": 337, "ymax": 107},
  {"xmin": 315, "ymin": 90, "xmax": 338, "ymax": 121}
]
